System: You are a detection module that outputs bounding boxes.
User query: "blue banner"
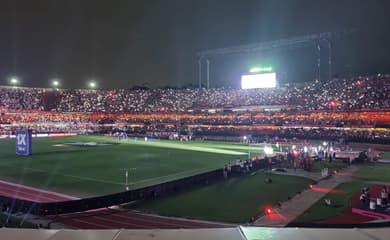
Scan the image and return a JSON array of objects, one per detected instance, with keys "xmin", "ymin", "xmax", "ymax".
[{"xmin": 16, "ymin": 130, "xmax": 32, "ymax": 156}]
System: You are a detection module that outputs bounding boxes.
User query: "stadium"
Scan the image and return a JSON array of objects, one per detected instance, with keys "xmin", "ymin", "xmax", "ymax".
[
  {"xmin": 1, "ymin": 1, "xmax": 390, "ymax": 239},
  {"xmin": 1, "ymin": 70, "xmax": 390, "ymax": 229}
]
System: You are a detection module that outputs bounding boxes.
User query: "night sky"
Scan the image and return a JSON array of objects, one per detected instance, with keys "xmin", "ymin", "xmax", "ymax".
[{"xmin": 0, "ymin": 0, "xmax": 389, "ymax": 89}]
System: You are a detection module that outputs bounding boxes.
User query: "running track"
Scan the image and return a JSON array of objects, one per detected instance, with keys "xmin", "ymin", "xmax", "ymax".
[
  {"xmin": 0, "ymin": 180, "xmax": 231, "ymax": 229},
  {"xmin": 49, "ymin": 209, "xmax": 232, "ymax": 229},
  {"xmin": 0, "ymin": 180, "xmax": 78, "ymax": 202}
]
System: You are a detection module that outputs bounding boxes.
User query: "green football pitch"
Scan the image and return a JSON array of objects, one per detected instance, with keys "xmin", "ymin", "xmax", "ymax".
[
  {"xmin": 0, "ymin": 136, "xmax": 274, "ymax": 197},
  {"xmin": 133, "ymin": 172, "xmax": 313, "ymax": 223}
]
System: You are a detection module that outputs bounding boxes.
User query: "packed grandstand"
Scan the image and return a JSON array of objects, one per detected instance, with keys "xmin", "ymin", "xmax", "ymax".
[{"xmin": 1, "ymin": 74, "xmax": 390, "ymax": 143}]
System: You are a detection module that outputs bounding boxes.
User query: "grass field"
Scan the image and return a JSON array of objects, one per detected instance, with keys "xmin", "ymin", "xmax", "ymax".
[
  {"xmin": 353, "ymin": 163, "xmax": 390, "ymax": 182},
  {"xmin": 293, "ymin": 181, "xmax": 371, "ymax": 223},
  {"xmin": 0, "ymin": 135, "xmax": 359, "ymax": 224},
  {"xmin": 0, "ymin": 136, "xmax": 277, "ymax": 197},
  {"xmin": 133, "ymin": 171, "xmax": 313, "ymax": 223},
  {"xmin": 311, "ymin": 160, "xmax": 348, "ymax": 173}
]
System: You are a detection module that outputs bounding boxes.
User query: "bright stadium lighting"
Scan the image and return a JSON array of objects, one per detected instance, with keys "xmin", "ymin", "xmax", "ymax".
[
  {"xmin": 313, "ymin": 147, "xmax": 318, "ymax": 153},
  {"xmin": 10, "ymin": 77, "xmax": 19, "ymax": 85},
  {"xmin": 292, "ymin": 150, "xmax": 299, "ymax": 156},
  {"xmin": 249, "ymin": 67, "xmax": 262, "ymax": 73},
  {"xmin": 241, "ymin": 72, "xmax": 276, "ymax": 89},
  {"xmin": 88, "ymin": 81, "xmax": 96, "ymax": 88},
  {"xmin": 264, "ymin": 146, "xmax": 274, "ymax": 155},
  {"xmin": 249, "ymin": 66, "xmax": 273, "ymax": 73},
  {"xmin": 292, "ymin": 145, "xmax": 296, "ymax": 150},
  {"xmin": 52, "ymin": 80, "xmax": 60, "ymax": 87},
  {"xmin": 304, "ymin": 146, "xmax": 308, "ymax": 153}
]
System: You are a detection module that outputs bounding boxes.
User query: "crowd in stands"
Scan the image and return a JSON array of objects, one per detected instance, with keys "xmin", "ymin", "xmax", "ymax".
[
  {"xmin": 192, "ymin": 126, "xmax": 390, "ymax": 143},
  {"xmin": 1, "ymin": 74, "xmax": 390, "ymax": 113},
  {"xmin": 0, "ymin": 87, "xmax": 44, "ymax": 111},
  {"xmin": 1, "ymin": 74, "xmax": 390, "ymax": 143},
  {"xmin": 1, "ymin": 111, "xmax": 389, "ymax": 143}
]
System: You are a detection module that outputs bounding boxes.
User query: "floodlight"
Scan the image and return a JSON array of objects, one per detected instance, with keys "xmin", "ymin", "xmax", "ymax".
[
  {"xmin": 88, "ymin": 81, "xmax": 96, "ymax": 88},
  {"xmin": 264, "ymin": 146, "xmax": 274, "ymax": 155},
  {"xmin": 249, "ymin": 67, "xmax": 262, "ymax": 73},
  {"xmin": 249, "ymin": 67, "xmax": 273, "ymax": 73},
  {"xmin": 52, "ymin": 80, "xmax": 59, "ymax": 87},
  {"xmin": 10, "ymin": 77, "xmax": 19, "ymax": 85}
]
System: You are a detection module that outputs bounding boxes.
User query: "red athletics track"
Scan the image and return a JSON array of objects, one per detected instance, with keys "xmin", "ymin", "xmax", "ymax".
[
  {"xmin": 49, "ymin": 209, "xmax": 233, "ymax": 229},
  {"xmin": 0, "ymin": 180, "xmax": 78, "ymax": 202},
  {"xmin": 0, "ymin": 180, "xmax": 231, "ymax": 229}
]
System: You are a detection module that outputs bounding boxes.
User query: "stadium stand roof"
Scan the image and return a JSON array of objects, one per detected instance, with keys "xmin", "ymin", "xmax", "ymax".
[
  {"xmin": 1, "ymin": 227, "xmax": 389, "ymax": 240},
  {"xmin": 197, "ymin": 32, "xmax": 332, "ymax": 57}
]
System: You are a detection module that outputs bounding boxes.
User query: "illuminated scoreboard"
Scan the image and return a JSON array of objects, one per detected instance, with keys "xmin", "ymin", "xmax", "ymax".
[{"xmin": 241, "ymin": 72, "xmax": 277, "ymax": 89}]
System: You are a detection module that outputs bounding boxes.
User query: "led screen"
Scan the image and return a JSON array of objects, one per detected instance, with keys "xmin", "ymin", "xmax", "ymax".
[{"xmin": 241, "ymin": 72, "xmax": 276, "ymax": 89}]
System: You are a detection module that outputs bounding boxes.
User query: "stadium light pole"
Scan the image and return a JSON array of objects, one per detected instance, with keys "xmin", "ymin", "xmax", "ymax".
[
  {"xmin": 206, "ymin": 59, "xmax": 210, "ymax": 89},
  {"xmin": 198, "ymin": 58, "xmax": 202, "ymax": 89},
  {"xmin": 325, "ymin": 38, "xmax": 333, "ymax": 80},
  {"xmin": 317, "ymin": 44, "xmax": 321, "ymax": 81}
]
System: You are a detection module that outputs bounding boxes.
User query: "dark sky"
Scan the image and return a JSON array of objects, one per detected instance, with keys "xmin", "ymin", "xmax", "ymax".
[{"xmin": 0, "ymin": 0, "xmax": 389, "ymax": 89}]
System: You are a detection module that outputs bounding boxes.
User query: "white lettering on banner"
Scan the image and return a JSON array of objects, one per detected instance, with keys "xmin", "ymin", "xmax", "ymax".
[
  {"xmin": 18, "ymin": 146, "xmax": 26, "ymax": 151},
  {"xmin": 17, "ymin": 134, "xmax": 26, "ymax": 145}
]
